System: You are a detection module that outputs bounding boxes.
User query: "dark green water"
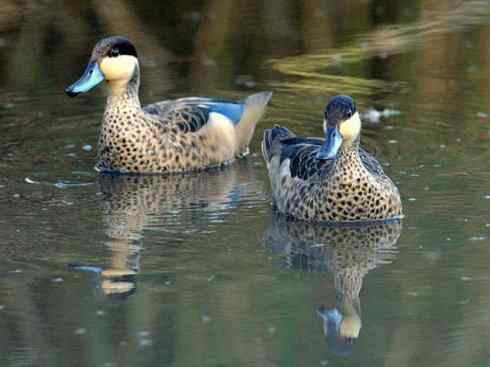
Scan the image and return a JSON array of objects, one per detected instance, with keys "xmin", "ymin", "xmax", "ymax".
[{"xmin": 1, "ymin": 1, "xmax": 490, "ymax": 366}]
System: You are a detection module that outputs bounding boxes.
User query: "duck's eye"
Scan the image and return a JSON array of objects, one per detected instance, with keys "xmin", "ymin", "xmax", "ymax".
[
  {"xmin": 109, "ymin": 47, "xmax": 120, "ymax": 57},
  {"xmin": 345, "ymin": 110, "xmax": 353, "ymax": 118}
]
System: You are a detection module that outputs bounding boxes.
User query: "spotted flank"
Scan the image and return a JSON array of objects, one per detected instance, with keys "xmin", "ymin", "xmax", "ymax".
[
  {"xmin": 261, "ymin": 95, "xmax": 403, "ymax": 222},
  {"xmin": 65, "ymin": 36, "xmax": 272, "ymax": 174}
]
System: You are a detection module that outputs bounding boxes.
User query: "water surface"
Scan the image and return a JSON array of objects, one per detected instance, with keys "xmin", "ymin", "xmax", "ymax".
[{"xmin": 1, "ymin": 1, "xmax": 490, "ymax": 366}]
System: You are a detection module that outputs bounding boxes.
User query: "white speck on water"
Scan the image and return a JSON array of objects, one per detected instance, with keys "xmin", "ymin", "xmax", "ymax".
[
  {"xmin": 139, "ymin": 339, "xmax": 153, "ymax": 347},
  {"xmin": 388, "ymin": 139, "xmax": 398, "ymax": 144},
  {"xmin": 447, "ymin": 237, "xmax": 452, "ymax": 241},
  {"xmin": 65, "ymin": 144, "xmax": 76, "ymax": 149},
  {"xmin": 201, "ymin": 53, "xmax": 216, "ymax": 67},
  {"xmin": 138, "ymin": 331, "xmax": 150, "ymax": 337},
  {"xmin": 408, "ymin": 197, "xmax": 416, "ymax": 202},
  {"xmin": 201, "ymin": 315, "xmax": 212, "ymax": 323},
  {"xmin": 51, "ymin": 277, "xmax": 64, "ymax": 283},
  {"xmin": 424, "ymin": 187, "xmax": 430, "ymax": 191},
  {"xmin": 9, "ymin": 269, "xmax": 22, "ymax": 274},
  {"xmin": 439, "ymin": 144, "xmax": 446, "ymax": 149},
  {"xmin": 82, "ymin": 144, "xmax": 93, "ymax": 152},
  {"xmin": 207, "ymin": 275, "xmax": 215, "ymax": 282},
  {"xmin": 25, "ymin": 177, "xmax": 40, "ymax": 184},
  {"xmin": 74, "ymin": 328, "xmax": 87, "ymax": 335},
  {"xmin": 0, "ymin": 305, "xmax": 4, "ymax": 311},
  {"xmin": 363, "ymin": 108, "xmax": 400, "ymax": 124},
  {"xmin": 410, "ymin": 174, "xmax": 419, "ymax": 177},
  {"xmin": 433, "ymin": 164, "xmax": 441, "ymax": 168},
  {"xmin": 267, "ymin": 326, "xmax": 277, "ymax": 334},
  {"xmin": 320, "ymin": 360, "xmax": 329, "ymax": 366},
  {"xmin": 464, "ymin": 218, "xmax": 469, "ymax": 222},
  {"xmin": 66, "ymin": 153, "xmax": 77, "ymax": 158},
  {"xmin": 12, "ymin": 193, "xmax": 20, "ymax": 198},
  {"xmin": 458, "ymin": 299, "xmax": 470, "ymax": 305},
  {"xmin": 469, "ymin": 236, "xmax": 486, "ymax": 241},
  {"xmin": 484, "ymin": 195, "xmax": 490, "ymax": 199},
  {"xmin": 477, "ymin": 112, "xmax": 488, "ymax": 118},
  {"xmin": 164, "ymin": 281, "xmax": 172, "ymax": 286},
  {"xmin": 455, "ymin": 138, "xmax": 461, "ymax": 142},
  {"xmin": 485, "ymin": 224, "xmax": 490, "ymax": 228},
  {"xmin": 460, "ymin": 276, "xmax": 472, "ymax": 281},
  {"xmin": 96, "ymin": 310, "xmax": 106, "ymax": 316},
  {"xmin": 407, "ymin": 291, "xmax": 419, "ymax": 297}
]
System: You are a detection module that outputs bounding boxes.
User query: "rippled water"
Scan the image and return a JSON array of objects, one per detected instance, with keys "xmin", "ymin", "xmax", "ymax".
[{"xmin": 1, "ymin": 1, "xmax": 490, "ymax": 366}]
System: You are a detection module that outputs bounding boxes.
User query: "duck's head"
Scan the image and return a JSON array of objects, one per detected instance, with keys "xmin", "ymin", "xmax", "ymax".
[
  {"xmin": 317, "ymin": 95, "xmax": 361, "ymax": 160},
  {"xmin": 65, "ymin": 36, "xmax": 139, "ymax": 97}
]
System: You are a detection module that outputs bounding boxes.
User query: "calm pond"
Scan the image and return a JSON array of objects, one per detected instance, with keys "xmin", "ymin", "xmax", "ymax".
[{"xmin": 1, "ymin": 1, "xmax": 490, "ymax": 366}]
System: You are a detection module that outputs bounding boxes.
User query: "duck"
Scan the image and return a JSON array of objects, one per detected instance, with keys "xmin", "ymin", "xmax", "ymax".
[
  {"xmin": 65, "ymin": 36, "xmax": 272, "ymax": 174},
  {"xmin": 261, "ymin": 95, "xmax": 402, "ymax": 222}
]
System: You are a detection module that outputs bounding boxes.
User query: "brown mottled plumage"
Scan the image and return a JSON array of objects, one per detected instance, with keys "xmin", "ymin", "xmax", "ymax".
[
  {"xmin": 262, "ymin": 95, "xmax": 403, "ymax": 222},
  {"xmin": 66, "ymin": 36, "xmax": 272, "ymax": 174}
]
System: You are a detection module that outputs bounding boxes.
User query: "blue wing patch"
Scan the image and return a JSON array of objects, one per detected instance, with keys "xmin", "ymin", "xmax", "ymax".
[{"xmin": 197, "ymin": 100, "xmax": 244, "ymax": 124}]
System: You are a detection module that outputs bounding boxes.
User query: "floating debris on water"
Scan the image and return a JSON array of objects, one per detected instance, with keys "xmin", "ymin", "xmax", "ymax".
[
  {"xmin": 388, "ymin": 139, "xmax": 398, "ymax": 144},
  {"xmin": 25, "ymin": 177, "xmax": 40, "ymax": 184},
  {"xmin": 0, "ymin": 305, "xmax": 4, "ymax": 311},
  {"xmin": 51, "ymin": 277, "xmax": 64, "ymax": 283},
  {"xmin": 96, "ymin": 310, "xmax": 106, "ymax": 316},
  {"xmin": 477, "ymin": 112, "xmax": 488, "ymax": 118},
  {"xmin": 484, "ymin": 195, "xmax": 490, "ymax": 199},
  {"xmin": 82, "ymin": 144, "xmax": 93, "ymax": 152},
  {"xmin": 460, "ymin": 276, "xmax": 472, "ymax": 281},
  {"xmin": 469, "ymin": 236, "xmax": 486, "ymax": 241},
  {"xmin": 54, "ymin": 181, "xmax": 94, "ymax": 189},
  {"xmin": 201, "ymin": 315, "xmax": 212, "ymax": 323},
  {"xmin": 139, "ymin": 339, "xmax": 153, "ymax": 347},
  {"xmin": 74, "ymin": 328, "xmax": 87, "ymax": 335},
  {"xmin": 362, "ymin": 108, "xmax": 401, "ymax": 123},
  {"xmin": 234, "ymin": 75, "xmax": 257, "ymax": 88}
]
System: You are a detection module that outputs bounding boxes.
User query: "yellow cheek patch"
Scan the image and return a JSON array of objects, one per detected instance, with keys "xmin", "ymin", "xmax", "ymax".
[
  {"xmin": 339, "ymin": 112, "xmax": 361, "ymax": 140},
  {"xmin": 99, "ymin": 55, "xmax": 138, "ymax": 81}
]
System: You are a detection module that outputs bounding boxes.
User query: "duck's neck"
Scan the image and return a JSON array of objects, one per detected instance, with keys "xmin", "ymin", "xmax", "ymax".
[
  {"xmin": 336, "ymin": 138, "xmax": 361, "ymax": 165},
  {"xmin": 105, "ymin": 67, "xmax": 142, "ymax": 111}
]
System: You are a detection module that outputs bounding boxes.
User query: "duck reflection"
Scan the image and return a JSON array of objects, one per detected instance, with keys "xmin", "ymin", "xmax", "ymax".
[
  {"xmin": 264, "ymin": 214, "xmax": 402, "ymax": 356},
  {"xmin": 72, "ymin": 164, "xmax": 256, "ymax": 298}
]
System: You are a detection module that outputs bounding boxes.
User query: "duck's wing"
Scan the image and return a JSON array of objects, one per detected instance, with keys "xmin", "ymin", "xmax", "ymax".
[
  {"xmin": 358, "ymin": 147, "xmax": 386, "ymax": 177},
  {"xmin": 280, "ymin": 137, "xmax": 335, "ymax": 180},
  {"xmin": 144, "ymin": 97, "xmax": 244, "ymax": 133},
  {"xmin": 262, "ymin": 125, "xmax": 335, "ymax": 181}
]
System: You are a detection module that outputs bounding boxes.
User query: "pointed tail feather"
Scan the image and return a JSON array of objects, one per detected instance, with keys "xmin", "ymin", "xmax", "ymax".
[
  {"xmin": 234, "ymin": 91, "xmax": 273, "ymax": 154},
  {"xmin": 261, "ymin": 125, "xmax": 295, "ymax": 162}
]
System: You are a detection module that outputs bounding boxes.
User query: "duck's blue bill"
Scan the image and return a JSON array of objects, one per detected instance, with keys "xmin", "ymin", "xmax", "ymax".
[
  {"xmin": 65, "ymin": 61, "xmax": 104, "ymax": 97},
  {"xmin": 317, "ymin": 127, "xmax": 342, "ymax": 160}
]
